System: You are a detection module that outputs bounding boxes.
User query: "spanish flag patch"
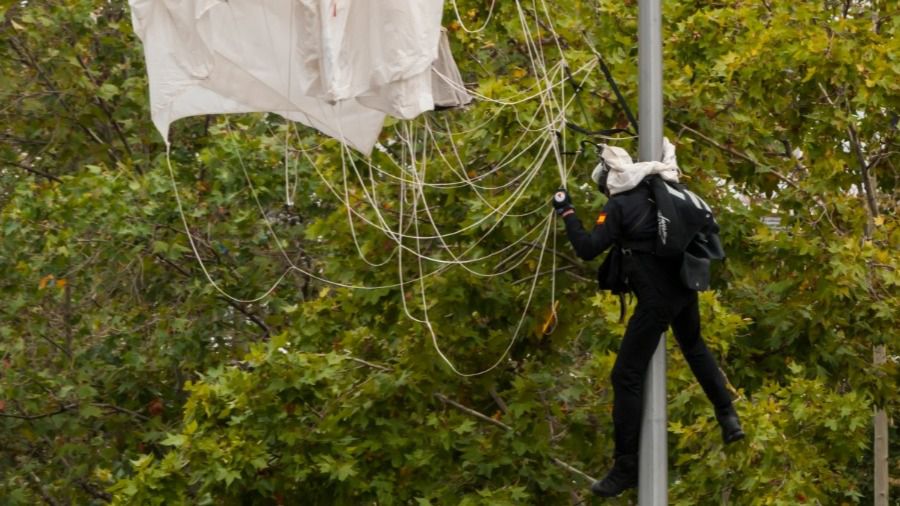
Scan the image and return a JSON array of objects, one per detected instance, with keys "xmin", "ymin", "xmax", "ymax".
[{"xmin": 596, "ymin": 212, "xmax": 607, "ymax": 225}]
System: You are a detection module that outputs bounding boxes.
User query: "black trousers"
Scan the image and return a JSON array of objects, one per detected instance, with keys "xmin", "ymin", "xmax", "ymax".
[{"xmin": 611, "ymin": 252, "xmax": 733, "ymax": 457}]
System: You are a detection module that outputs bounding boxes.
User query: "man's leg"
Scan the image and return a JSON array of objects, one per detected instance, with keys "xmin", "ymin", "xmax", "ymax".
[
  {"xmin": 592, "ymin": 301, "xmax": 669, "ymax": 498},
  {"xmin": 611, "ymin": 302, "xmax": 670, "ymax": 457},
  {"xmin": 671, "ymin": 293, "xmax": 744, "ymax": 443},
  {"xmin": 670, "ymin": 293, "xmax": 732, "ymax": 411}
]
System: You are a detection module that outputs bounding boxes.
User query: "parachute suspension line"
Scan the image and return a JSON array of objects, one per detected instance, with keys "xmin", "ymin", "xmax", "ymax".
[
  {"xmin": 394, "ymin": 122, "xmax": 554, "ymax": 276},
  {"xmin": 403, "ymin": 129, "xmax": 553, "ymax": 277},
  {"xmin": 395, "ymin": 176, "xmax": 427, "ymax": 325},
  {"xmin": 378, "ymin": 2, "xmax": 573, "ymax": 372},
  {"xmin": 447, "ymin": 0, "xmax": 498, "ymax": 34},
  {"xmin": 518, "ymin": 0, "xmax": 564, "ymax": 126},
  {"xmin": 512, "ymin": 0, "xmax": 566, "ymax": 186},
  {"xmin": 316, "ymin": 107, "xmax": 554, "ymax": 376},
  {"xmin": 340, "ymin": 108, "xmax": 530, "ymax": 269},
  {"xmin": 303, "ymin": 132, "xmax": 548, "ymax": 268},
  {"xmin": 164, "ymin": 142, "xmax": 292, "ymax": 303},
  {"xmin": 165, "ymin": 0, "xmax": 573, "ymax": 362},
  {"xmin": 158, "ymin": 0, "xmax": 591, "ymax": 312},
  {"xmin": 430, "ymin": 59, "xmax": 595, "ymax": 131},
  {"xmin": 337, "ymin": 113, "xmax": 396, "ymax": 268},
  {"xmin": 415, "ymin": 56, "xmax": 588, "ymax": 203},
  {"xmin": 369, "ymin": 117, "xmax": 549, "ymax": 191},
  {"xmin": 422, "ymin": 105, "xmax": 555, "ymax": 193},
  {"xmin": 283, "ymin": 0, "xmax": 296, "ymax": 208},
  {"xmin": 422, "ymin": 131, "xmax": 493, "ymax": 212},
  {"xmin": 393, "ymin": 113, "xmax": 557, "ymax": 377},
  {"xmin": 349, "ymin": 145, "xmax": 544, "ymax": 242},
  {"xmin": 511, "ymin": 0, "xmax": 573, "ymax": 331},
  {"xmin": 418, "ymin": 201, "xmax": 556, "ymax": 377},
  {"xmin": 222, "ymin": 121, "xmax": 450, "ymax": 291},
  {"xmin": 432, "ymin": 60, "xmax": 571, "ymax": 107},
  {"xmin": 298, "ymin": 116, "xmax": 548, "ymax": 275},
  {"xmin": 419, "ymin": 117, "xmax": 503, "ymax": 213}
]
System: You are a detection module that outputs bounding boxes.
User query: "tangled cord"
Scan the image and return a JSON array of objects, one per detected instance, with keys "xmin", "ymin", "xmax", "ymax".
[{"xmin": 163, "ymin": 0, "xmax": 634, "ymax": 376}]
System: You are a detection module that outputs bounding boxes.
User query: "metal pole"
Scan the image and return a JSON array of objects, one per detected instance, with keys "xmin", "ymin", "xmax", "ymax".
[
  {"xmin": 638, "ymin": 0, "xmax": 667, "ymax": 504},
  {"xmin": 874, "ymin": 345, "xmax": 889, "ymax": 506}
]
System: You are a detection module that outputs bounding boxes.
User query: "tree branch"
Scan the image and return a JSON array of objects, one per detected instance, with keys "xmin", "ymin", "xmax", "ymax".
[
  {"xmin": 94, "ymin": 403, "xmax": 149, "ymax": 422},
  {"xmin": 27, "ymin": 472, "xmax": 61, "ymax": 506},
  {"xmin": 670, "ymin": 119, "xmax": 843, "ymax": 231},
  {"xmin": 489, "ymin": 385, "xmax": 509, "ymax": 414},
  {"xmin": 552, "ymin": 457, "xmax": 597, "ymax": 484},
  {"xmin": 151, "ymin": 252, "xmax": 271, "ymax": 337},
  {"xmin": 670, "ymin": 120, "xmax": 802, "ymax": 191},
  {"xmin": 434, "ymin": 393, "xmax": 598, "ymax": 483},
  {"xmin": 33, "ymin": 330, "xmax": 73, "ymax": 361},
  {"xmin": 219, "ymin": 296, "xmax": 271, "ymax": 338},
  {"xmin": 818, "ymin": 82, "xmax": 881, "ymax": 233},
  {"xmin": 435, "ymin": 393, "xmax": 513, "ymax": 431},
  {"xmin": 511, "ymin": 265, "xmax": 576, "ymax": 285},
  {"xmin": 4, "ymin": 161, "xmax": 62, "ymax": 183},
  {"xmin": 78, "ymin": 480, "xmax": 112, "ymax": 503},
  {"xmin": 73, "ymin": 53, "xmax": 136, "ymax": 165},
  {"xmin": 847, "ymin": 122, "xmax": 880, "ymax": 221},
  {"xmin": 343, "ymin": 355, "xmax": 393, "ymax": 372},
  {"xmin": 0, "ymin": 403, "xmax": 77, "ymax": 420},
  {"xmin": 7, "ymin": 36, "xmax": 116, "ymax": 162}
]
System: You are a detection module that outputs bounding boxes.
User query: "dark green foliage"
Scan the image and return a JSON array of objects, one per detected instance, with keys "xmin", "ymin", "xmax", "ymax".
[{"xmin": 1, "ymin": 1, "xmax": 897, "ymax": 505}]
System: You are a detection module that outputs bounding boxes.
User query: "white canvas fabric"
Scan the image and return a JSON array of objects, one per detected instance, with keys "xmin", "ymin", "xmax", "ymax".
[
  {"xmin": 129, "ymin": 0, "xmax": 455, "ymax": 154},
  {"xmin": 591, "ymin": 138, "xmax": 680, "ymax": 195},
  {"xmin": 430, "ymin": 28, "xmax": 474, "ymax": 109}
]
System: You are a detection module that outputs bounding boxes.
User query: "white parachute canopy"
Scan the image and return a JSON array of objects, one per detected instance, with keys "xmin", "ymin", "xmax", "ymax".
[{"xmin": 129, "ymin": 0, "xmax": 471, "ymax": 154}]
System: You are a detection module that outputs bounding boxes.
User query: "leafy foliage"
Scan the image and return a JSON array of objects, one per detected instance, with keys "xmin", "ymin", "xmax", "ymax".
[{"xmin": 1, "ymin": 1, "xmax": 897, "ymax": 505}]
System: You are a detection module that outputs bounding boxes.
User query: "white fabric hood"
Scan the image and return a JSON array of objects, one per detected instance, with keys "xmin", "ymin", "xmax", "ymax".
[
  {"xmin": 591, "ymin": 138, "xmax": 681, "ymax": 195},
  {"xmin": 129, "ymin": 0, "xmax": 468, "ymax": 155}
]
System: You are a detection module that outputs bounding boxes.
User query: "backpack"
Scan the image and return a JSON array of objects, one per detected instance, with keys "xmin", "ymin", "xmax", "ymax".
[{"xmin": 646, "ymin": 176, "xmax": 725, "ymax": 290}]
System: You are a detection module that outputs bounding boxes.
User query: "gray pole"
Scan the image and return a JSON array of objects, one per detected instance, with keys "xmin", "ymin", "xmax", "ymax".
[{"xmin": 637, "ymin": 0, "xmax": 667, "ymax": 504}]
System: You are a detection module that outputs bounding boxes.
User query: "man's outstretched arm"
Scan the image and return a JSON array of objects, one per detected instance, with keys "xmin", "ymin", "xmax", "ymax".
[{"xmin": 552, "ymin": 189, "xmax": 620, "ymax": 261}]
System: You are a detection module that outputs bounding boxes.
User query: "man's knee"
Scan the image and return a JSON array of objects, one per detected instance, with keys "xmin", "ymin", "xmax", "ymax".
[
  {"xmin": 629, "ymin": 304, "xmax": 672, "ymax": 332},
  {"xmin": 611, "ymin": 362, "xmax": 642, "ymax": 393}
]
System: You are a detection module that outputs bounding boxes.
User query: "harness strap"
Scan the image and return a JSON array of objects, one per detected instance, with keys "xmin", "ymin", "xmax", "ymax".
[{"xmin": 620, "ymin": 239, "xmax": 656, "ymax": 253}]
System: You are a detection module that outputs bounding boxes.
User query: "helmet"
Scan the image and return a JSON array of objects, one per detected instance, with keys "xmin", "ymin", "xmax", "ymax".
[{"xmin": 591, "ymin": 161, "xmax": 611, "ymax": 195}]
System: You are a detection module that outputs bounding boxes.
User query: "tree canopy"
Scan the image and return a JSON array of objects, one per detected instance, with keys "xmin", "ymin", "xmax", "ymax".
[{"xmin": 1, "ymin": 1, "xmax": 897, "ymax": 504}]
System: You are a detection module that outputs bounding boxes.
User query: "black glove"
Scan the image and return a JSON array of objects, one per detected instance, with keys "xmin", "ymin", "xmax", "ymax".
[{"xmin": 551, "ymin": 189, "xmax": 574, "ymax": 216}]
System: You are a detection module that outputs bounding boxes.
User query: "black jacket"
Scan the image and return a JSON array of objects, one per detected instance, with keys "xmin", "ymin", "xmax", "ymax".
[
  {"xmin": 562, "ymin": 185, "xmax": 656, "ymax": 261},
  {"xmin": 562, "ymin": 185, "xmax": 657, "ymax": 294}
]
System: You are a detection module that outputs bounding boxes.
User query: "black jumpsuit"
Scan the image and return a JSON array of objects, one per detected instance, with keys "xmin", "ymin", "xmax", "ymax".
[{"xmin": 562, "ymin": 184, "xmax": 734, "ymax": 457}]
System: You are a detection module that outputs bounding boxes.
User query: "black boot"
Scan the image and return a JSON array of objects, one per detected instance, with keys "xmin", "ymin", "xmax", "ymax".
[
  {"xmin": 590, "ymin": 454, "xmax": 638, "ymax": 498},
  {"xmin": 716, "ymin": 405, "xmax": 745, "ymax": 444}
]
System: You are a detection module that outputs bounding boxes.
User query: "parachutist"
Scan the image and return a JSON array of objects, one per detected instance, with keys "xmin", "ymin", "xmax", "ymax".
[{"xmin": 551, "ymin": 142, "xmax": 744, "ymax": 498}]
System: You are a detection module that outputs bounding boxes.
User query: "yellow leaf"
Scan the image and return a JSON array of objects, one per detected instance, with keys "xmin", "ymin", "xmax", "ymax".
[
  {"xmin": 541, "ymin": 300, "xmax": 560, "ymax": 335},
  {"xmin": 11, "ymin": 20, "xmax": 25, "ymax": 31},
  {"xmin": 56, "ymin": 278, "xmax": 67, "ymax": 290},
  {"xmin": 94, "ymin": 467, "xmax": 113, "ymax": 483},
  {"xmin": 38, "ymin": 274, "xmax": 54, "ymax": 290},
  {"xmin": 874, "ymin": 215, "xmax": 885, "ymax": 227},
  {"xmin": 511, "ymin": 68, "xmax": 527, "ymax": 79}
]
